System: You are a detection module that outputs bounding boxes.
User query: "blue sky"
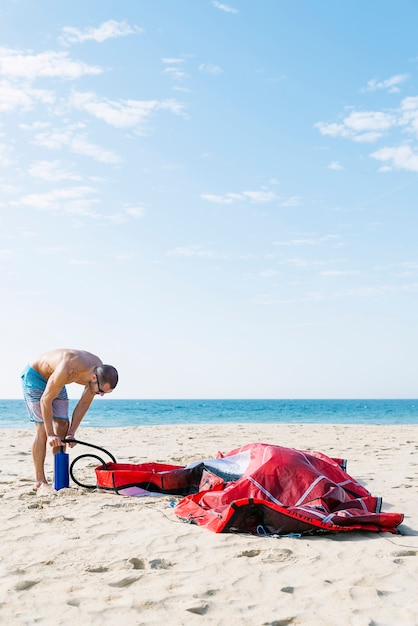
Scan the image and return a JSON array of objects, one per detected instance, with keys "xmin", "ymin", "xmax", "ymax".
[{"xmin": 1, "ymin": 0, "xmax": 418, "ymax": 399}]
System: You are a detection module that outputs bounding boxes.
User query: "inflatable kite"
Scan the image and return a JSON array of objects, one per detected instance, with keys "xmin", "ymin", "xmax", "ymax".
[{"xmin": 88, "ymin": 442, "xmax": 404, "ymax": 536}]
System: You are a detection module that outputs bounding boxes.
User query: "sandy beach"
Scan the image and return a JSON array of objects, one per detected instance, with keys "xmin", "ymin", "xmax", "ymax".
[{"xmin": 1, "ymin": 423, "xmax": 417, "ymax": 626}]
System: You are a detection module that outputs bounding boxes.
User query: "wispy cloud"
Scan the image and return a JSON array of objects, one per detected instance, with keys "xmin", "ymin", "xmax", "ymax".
[
  {"xmin": 161, "ymin": 57, "xmax": 189, "ymax": 81},
  {"xmin": 0, "ymin": 80, "xmax": 54, "ymax": 112},
  {"xmin": 320, "ymin": 269, "xmax": 359, "ymax": 276},
  {"xmin": 161, "ymin": 58, "xmax": 185, "ymax": 65},
  {"xmin": 32, "ymin": 126, "xmax": 122, "ymax": 164},
  {"xmin": 59, "ymin": 20, "xmax": 143, "ymax": 45},
  {"xmin": 363, "ymin": 74, "xmax": 408, "ymax": 94},
  {"xmin": 199, "ymin": 63, "xmax": 223, "ymax": 75},
  {"xmin": 212, "ymin": 1, "xmax": 238, "ymax": 14},
  {"xmin": 105, "ymin": 206, "xmax": 145, "ymax": 224},
  {"xmin": 327, "ymin": 161, "xmax": 344, "ymax": 170},
  {"xmin": 279, "ymin": 196, "xmax": 302, "ymax": 207},
  {"xmin": 0, "ymin": 143, "xmax": 15, "ymax": 167},
  {"xmin": 163, "ymin": 67, "xmax": 189, "ymax": 81},
  {"xmin": 166, "ymin": 244, "xmax": 214, "ymax": 258},
  {"xmin": 70, "ymin": 90, "xmax": 186, "ymax": 129},
  {"xmin": 336, "ymin": 282, "xmax": 418, "ymax": 297},
  {"xmin": 0, "ymin": 47, "xmax": 103, "ymax": 80},
  {"xmin": 316, "ymin": 110, "xmax": 396, "ymax": 143},
  {"xmin": 370, "ymin": 144, "xmax": 418, "ymax": 172},
  {"xmin": 201, "ymin": 189, "xmax": 277, "ymax": 204},
  {"xmin": 28, "ymin": 160, "xmax": 81, "ymax": 181},
  {"xmin": 315, "ymin": 94, "xmax": 418, "ymax": 167},
  {"xmin": 273, "ymin": 234, "xmax": 343, "ymax": 247},
  {"xmin": 16, "ymin": 185, "xmax": 100, "ymax": 216}
]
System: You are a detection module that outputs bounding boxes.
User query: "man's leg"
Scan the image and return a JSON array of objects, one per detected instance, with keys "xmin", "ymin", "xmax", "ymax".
[
  {"xmin": 52, "ymin": 419, "xmax": 69, "ymax": 455},
  {"xmin": 32, "ymin": 423, "xmax": 48, "ymax": 488},
  {"xmin": 51, "ymin": 420, "xmax": 70, "ymax": 488}
]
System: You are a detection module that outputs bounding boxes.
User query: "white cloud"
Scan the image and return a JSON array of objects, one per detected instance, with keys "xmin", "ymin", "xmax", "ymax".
[
  {"xmin": 163, "ymin": 67, "xmax": 189, "ymax": 81},
  {"xmin": 259, "ymin": 269, "xmax": 280, "ymax": 277},
  {"xmin": 0, "ymin": 143, "xmax": 15, "ymax": 167},
  {"xmin": 105, "ymin": 206, "xmax": 145, "ymax": 224},
  {"xmin": 336, "ymin": 283, "xmax": 418, "ymax": 298},
  {"xmin": 38, "ymin": 246, "xmax": 67, "ymax": 255},
  {"xmin": 199, "ymin": 63, "xmax": 223, "ymax": 76},
  {"xmin": 125, "ymin": 206, "xmax": 145, "ymax": 218},
  {"xmin": 201, "ymin": 193, "xmax": 234, "ymax": 205},
  {"xmin": 161, "ymin": 58, "xmax": 185, "ymax": 65},
  {"xmin": 328, "ymin": 161, "xmax": 344, "ymax": 170},
  {"xmin": 201, "ymin": 190, "xmax": 277, "ymax": 204},
  {"xmin": 28, "ymin": 160, "xmax": 81, "ymax": 181},
  {"xmin": 33, "ymin": 127, "xmax": 121, "ymax": 164},
  {"xmin": 316, "ymin": 110, "xmax": 396, "ymax": 143},
  {"xmin": 60, "ymin": 20, "xmax": 143, "ymax": 45},
  {"xmin": 19, "ymin": 121, "xmax": 50, "ymax": 131},
  {"xmin": 345, "ymin": 111, "xmax": 395, "ymax": 132},
  {"xmin": 370, "ymin": 144, "xmax": 418, "ymax": 172},
  {"xmin": 0, "ymin": 181, "xmax": 19, "ymax": 193},
  {"xmin": 17, "ymin": 185, "xmax": 100, "ymax": 216},
  {"xmin": 166, "ymin": 245, "xmax": 214, "ymax": 258},
  {"xmin": 0, "ymin": 47, "xmax": 103, "ymax": 80},
  {"xmin": 399, "ymin": 96, "xmax": 418, "ymax": 137},
  {"xmin": 69, "ymin": 135, "xmax": 122, "ymax": 163},
  {"xmin": 0, "ymin": 248, "xmax": 16, "ymax": 260},
  {"xmin": 212, "ymin": 1, "xmax": 238, "ymax": 14},
  {"xmin": 70, "ymin": 90, "xmax": 186, "ymax": 128},
  {"xmin": 280, "ymin": 196, "xmax": 302, "ymax": 207},
  {"xmin": 273, "ymin": 234, "xmax": 342, "ymax": 247},
  {"xmin": 0, "ymin": 79, "xmax": 54, "ymax": 112},
  {"xmin": 315, "ymin": 96, "xmax": 418, "ymax": 172},
  {"xmin": 320, "ymin": 270, "xmax": 359, "ymax": 276},
  {"xmin": 364, "ymin": 74, "xmax": 408, "ymax": 94}
]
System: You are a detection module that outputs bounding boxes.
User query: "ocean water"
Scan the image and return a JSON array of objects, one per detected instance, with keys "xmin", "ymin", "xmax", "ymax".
[{"xmin": 1, "ymin": 398, "xmax": 417, "ymax": 429}]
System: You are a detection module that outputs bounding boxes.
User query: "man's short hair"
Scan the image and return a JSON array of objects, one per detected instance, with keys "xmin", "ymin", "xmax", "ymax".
[{"xmin": 96, "ymin": 365, "xmax": 118, "ymax": 389}]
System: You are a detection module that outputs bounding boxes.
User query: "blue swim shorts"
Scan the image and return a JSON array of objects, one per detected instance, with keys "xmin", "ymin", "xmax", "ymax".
[{"xmin": 21, "ymin": 365, "xmax": 69, "ymax": 424}]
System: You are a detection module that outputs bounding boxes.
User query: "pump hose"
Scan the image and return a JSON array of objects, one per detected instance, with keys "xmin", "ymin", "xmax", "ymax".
[{"xmin": 62, "ymin": 437, "xmax": 117, "ymax": 490}]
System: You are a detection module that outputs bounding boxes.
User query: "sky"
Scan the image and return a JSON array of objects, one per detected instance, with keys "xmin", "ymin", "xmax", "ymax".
[{"xmin": 1, "ymin": 0, "xmax": 418, "ymax": 400}]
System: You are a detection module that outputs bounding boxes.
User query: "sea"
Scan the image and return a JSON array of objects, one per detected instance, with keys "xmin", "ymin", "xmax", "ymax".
[{"xmin": 1, "ymin": 398, "xmax": 417, "ymax": 429}]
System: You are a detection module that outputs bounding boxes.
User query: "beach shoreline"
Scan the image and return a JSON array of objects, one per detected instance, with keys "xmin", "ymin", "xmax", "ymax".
[{"xmin": 1, "ymin": 424, "xmax": 417, "ymax": 625}]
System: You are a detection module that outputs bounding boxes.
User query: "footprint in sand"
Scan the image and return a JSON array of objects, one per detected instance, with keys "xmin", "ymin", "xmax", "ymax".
[
  {"xmin": 128, "ymin": 557, "xmax": 147, "ymax": 570},
  {"xmin": 108, "ymin": 576, "xmax": 141, "ymax": 588},
  {"xmin": 391, "ymin": 550, "xmax": 417, "ymax": 557},
  {"xmin": 392, "ymin": 549, "xmax": 417, "ymax": 563},
  {"xmin": 263, "ymin": 617, "xmax": 297, "ymax": 626},
  {"xmin": 236, "ymin": 549, "xmax": 261, "ymax": 558},
  {"xmin": 186, "ymin": 603, "xmax": 209, "ymax": 615},
  {"xmin": 15, "ymin": 580, "xmax": 39, "ymax": 591},
  {"xmin": 149, "ymin": 558, "xmax": 172, "ymax": 569},
  {"xmin": 86, "ymin": 566, "xmax": 109, "ymax": 573},
  {"xmin": 262, "ymin": 549, "xmax": 295, "ymax": 563}
]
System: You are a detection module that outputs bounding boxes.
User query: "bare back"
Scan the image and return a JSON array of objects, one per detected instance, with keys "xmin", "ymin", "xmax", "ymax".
[{"xmin": 31, "ymin": 349, "xmax": 102, "ymax": 387}]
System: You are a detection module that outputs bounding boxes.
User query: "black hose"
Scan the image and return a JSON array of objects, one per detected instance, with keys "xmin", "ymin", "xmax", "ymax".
[{"xmin": 62, "ymin": 437, "xmax": 117, "ymax": 489}]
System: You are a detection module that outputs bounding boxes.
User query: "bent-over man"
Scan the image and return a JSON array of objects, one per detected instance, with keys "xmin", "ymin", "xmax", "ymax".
[{"xmin": 21, "ymin": 348, "xmax": 118, "ymax": 491}]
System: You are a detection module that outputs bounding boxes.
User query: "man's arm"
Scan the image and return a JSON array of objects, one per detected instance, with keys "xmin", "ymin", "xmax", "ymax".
[
  {"xmin": 66, "ymin": 385, "xmax": 95, "ymax": 443},
  {"xmin": 40, "ymin": 365, "xmax": 72, "ymax": 448}
]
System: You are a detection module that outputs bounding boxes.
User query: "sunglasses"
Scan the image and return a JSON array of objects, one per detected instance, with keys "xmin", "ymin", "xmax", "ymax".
[{"xmin": 94, "ymin": 367, "xmax": 106, "ymax": 395}]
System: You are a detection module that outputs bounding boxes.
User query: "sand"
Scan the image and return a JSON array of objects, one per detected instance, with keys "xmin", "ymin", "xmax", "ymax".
[{"xmin": 1, "ymin": 423, "xmax": 417, "ymax": 626}]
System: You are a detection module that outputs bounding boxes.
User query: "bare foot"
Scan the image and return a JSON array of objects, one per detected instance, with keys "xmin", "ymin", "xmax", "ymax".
[{"xmin": 34, "ymin": 482, "xmax": 53, "ymax": 495}]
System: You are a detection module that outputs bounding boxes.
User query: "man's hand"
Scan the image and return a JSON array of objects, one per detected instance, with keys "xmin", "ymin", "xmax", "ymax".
[
  {"xmin": 47, "ymin": 434, "xmax": 63, "ymax": 448},
  {"xmin": 64, "ymin": 434, "xmax": 77, "ymax": 448}
]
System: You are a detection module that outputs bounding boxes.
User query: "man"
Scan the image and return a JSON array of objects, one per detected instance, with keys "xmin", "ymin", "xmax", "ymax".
[{"xmin": 21, "ymin": 348, "xmax": 118, "ymax": 492}]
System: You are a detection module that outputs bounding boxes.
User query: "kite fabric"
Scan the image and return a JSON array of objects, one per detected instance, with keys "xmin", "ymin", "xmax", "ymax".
[{"xmin": 94, "ymin": 443, "xmax": 404, "ymax": 536}]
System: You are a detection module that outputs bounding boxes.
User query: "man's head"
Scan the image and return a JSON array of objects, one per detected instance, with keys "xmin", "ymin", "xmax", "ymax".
[{"xmin": 93, "ymin": 365, "xmax": 119, "ymax": 395}]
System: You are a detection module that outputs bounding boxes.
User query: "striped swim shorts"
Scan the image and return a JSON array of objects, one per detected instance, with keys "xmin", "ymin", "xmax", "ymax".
[{"xmin": 21, "ymin": 365, "xmax": 69, "ymax": 423}]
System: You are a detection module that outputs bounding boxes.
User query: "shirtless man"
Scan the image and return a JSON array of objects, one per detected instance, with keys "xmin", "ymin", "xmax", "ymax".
[{"xmin": 21, "ymin": 349, "xmax": 118, "ymax": 491}]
